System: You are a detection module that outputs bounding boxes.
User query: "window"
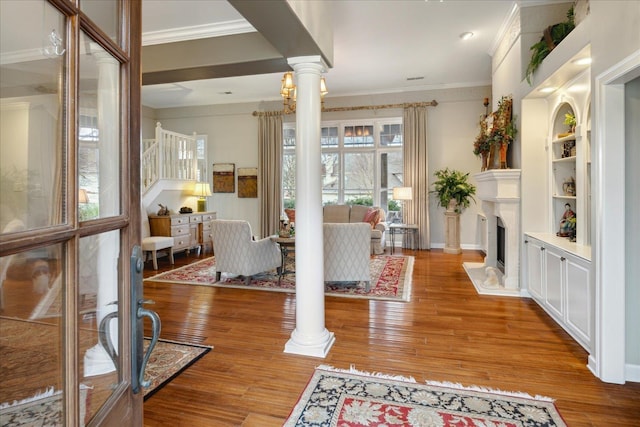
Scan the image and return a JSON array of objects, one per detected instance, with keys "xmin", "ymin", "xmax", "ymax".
[
  {"xmin": 196, "ymin": 135, "xmax": 208, "ymax": 182},
  {"xmin": 283, "ymin": 119, "xmax": 403, "ymax": 211}
]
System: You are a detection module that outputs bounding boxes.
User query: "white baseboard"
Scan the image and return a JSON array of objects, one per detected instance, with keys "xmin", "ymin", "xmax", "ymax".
[
  {"xmin": 429, "ymin": 243, "xmax": 483, "ymax": 251},
  {"xmin": 626, "ymin": 363, "xmax": 640, "ymax": 383}
]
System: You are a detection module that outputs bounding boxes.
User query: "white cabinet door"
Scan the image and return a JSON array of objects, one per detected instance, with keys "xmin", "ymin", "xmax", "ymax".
[
  {"xmin": 544, "ymin": 246, "xmax": 565, "ymax": 320},
  {"xmin": 525, "ymin": 237, "xmax": 544, "ymax": 300},
  {"xmin": 566, "ymin": 255, "xmax": 592, "ymax": 349}
]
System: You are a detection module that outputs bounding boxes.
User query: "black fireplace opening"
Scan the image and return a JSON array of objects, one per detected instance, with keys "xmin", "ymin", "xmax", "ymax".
[{"xmin": 497, "ymin": 217, "xmax": 505, "ymax": 273}]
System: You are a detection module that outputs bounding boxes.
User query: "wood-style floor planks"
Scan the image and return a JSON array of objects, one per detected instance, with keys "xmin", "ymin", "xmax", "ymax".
[{"xmin": 140, "ymin": 249, "xmax": 640, "ymax": 427}]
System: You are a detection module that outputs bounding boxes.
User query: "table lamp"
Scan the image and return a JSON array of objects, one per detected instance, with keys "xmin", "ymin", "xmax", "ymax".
[
  {"xmin": 193, "ymin": 182, "xmax": 212, "ymax": 212},
  {"xmin": 392, "ymin": 186, "xmax": 412, "ymax": 223}
]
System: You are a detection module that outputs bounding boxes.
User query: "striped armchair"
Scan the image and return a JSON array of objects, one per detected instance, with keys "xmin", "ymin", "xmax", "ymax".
[
  {"xmin": 324, "ymin": 223, "xmax": 371, "ymax": 291},
  {"xmin": 211, "ymin": 220, "xmax": 281, "ymax": 285}
]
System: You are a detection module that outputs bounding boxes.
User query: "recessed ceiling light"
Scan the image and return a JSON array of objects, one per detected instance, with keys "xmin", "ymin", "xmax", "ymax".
[
  {"xmin": 539, "ymin": 87, "xmax": 557, "ymax": 93},
  {"xmin": 571, "ymin": 57, "xmax": 592, "ymax": 66},
  {"xmin": 460, "ymin": 32, "xmax": 474, "ymax": 40}
]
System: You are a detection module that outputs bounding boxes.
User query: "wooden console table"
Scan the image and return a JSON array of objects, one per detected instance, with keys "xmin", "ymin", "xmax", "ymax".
[{"xmin": 148, "ymin": 211, "xmax": 217, "ymax": 255}]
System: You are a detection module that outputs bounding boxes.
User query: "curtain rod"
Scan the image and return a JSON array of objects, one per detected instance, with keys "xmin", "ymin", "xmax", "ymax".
[{"xmin": 252, "ymin": 99, "xmax": 438, "ymax": 116}]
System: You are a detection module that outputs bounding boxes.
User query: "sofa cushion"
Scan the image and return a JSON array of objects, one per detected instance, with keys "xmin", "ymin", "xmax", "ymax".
[
  {"xmin": 349, "ymin": 205, "xmax": 371, "ymax": 223},
  {"xmin": 324, "ymin": 205, "xmax": 350, "ymax": 223}
]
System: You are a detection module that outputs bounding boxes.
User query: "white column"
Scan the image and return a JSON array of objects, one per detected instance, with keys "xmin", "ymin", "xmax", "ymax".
[
  {"xmin": 284, "ymin": 56, "xmax": 335, "ymax": 357},
  {"xmin": 84, "ymin": 49, "xmax": 120, "ymax": 376}
]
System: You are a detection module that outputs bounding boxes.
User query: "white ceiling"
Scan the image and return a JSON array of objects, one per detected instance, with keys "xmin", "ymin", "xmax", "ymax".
[{"xmin": 140, "ymin": 1, "xmax": 556, "ymax": 109}]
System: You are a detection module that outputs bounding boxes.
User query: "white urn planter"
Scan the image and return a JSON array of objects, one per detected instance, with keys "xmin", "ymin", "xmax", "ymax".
[{"xmin": 443, "ymin": 199, "xmax": 461, "ymax": 254}]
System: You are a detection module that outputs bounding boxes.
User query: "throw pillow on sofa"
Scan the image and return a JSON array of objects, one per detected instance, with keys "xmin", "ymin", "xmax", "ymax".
[{"xmin": 363, "ymin": 207, "xmax": 381, "ymax": 228}]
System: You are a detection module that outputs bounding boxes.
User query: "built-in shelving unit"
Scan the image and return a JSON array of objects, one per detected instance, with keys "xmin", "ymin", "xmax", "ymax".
[{"xmin": 520, "ymin": 21, "xmax": 593, "ymax": 355}]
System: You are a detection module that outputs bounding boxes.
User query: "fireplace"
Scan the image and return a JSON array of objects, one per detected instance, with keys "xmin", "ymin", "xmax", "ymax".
[
  {"xmin": 497, "ymin": 218, "xmax": 505, "ymax": 272},
  {"xmin": 463, "ymin": 170, "xmax": 521, "ymax": 296}
]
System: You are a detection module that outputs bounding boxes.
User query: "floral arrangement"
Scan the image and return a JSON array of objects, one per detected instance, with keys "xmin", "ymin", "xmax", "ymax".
[
  {"xmin": 472, "ymin": 95, "xmax": 517, "ymax": 170},
  {"xmin": 473, "ymin": 117, "xmax": 491, "ymax": 156},
  {"xmin": 564, "ymin": 112, "xmax": 576, "ymax": 132}
]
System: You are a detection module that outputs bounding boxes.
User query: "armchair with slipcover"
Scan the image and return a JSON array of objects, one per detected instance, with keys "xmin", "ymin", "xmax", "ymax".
[
  {"xmin": 324, "ymin": 222, "xmax": 371, "ymax": 291},
  {"xmin": 211, "ymin": 220, "xmax": 282, "ymax": 285}
]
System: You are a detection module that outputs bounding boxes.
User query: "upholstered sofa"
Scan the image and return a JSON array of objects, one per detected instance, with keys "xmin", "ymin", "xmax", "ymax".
[{"xmin": 322, "ymin": 205, "xmax": 387, "ymax": 255}]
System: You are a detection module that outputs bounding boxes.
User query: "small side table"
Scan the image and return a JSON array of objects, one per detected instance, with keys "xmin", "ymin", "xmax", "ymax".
[
  {"xmin": 270, "ymin": 236, "xmax": 295, "ymax": 283},
  {"xmin": 388, "ymin": 224, "xmax": 418, "ymax": 254}
]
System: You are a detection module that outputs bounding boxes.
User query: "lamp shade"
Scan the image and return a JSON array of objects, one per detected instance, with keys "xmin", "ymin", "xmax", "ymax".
[
  {"xmin": 193, "ymin": 182, "xmax": 212, "ymax": 197},
  {"xmin": 392, "ymin": 187, "xmax": 412, "ymax": 201}
]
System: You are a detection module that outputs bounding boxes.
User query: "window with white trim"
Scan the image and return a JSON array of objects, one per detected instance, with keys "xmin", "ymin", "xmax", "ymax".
[{"xmin": 282, "ymin": 119, "xmax": 403, "ymax": 212}]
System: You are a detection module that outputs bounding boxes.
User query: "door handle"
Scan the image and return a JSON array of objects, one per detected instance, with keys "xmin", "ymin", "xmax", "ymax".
[
  {"xmin": 137, "ymin": 299, "xmax": 161, "ymax": 389},
  {"xmin": 130, "ymin": 245, "xmax": 162, "ymax": 394}
]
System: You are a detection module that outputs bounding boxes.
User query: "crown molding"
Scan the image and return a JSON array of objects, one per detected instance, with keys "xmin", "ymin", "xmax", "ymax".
[{"xmin": 142, "ymin": 19, "xmax": 255, "ymax": 46}]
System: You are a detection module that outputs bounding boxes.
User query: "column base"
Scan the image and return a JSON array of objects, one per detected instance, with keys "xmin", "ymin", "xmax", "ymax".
[{"xmin": 284, "ymin": 328, "xmax": 335, "ymax": 358}]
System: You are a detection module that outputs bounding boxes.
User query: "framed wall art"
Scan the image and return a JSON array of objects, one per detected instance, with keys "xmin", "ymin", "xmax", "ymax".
[
  {"xmin": 237, "ymin": 167, "xmax": 258, "ymax": 198},
  {"xmin": 212, "ymin": 163, "xmax": 235, "ymax": 193}
]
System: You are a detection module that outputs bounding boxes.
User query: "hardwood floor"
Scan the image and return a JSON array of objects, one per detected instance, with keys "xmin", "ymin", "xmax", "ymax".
[{"xmin": 142, "ymin": 249, "xmax": 640, "ymax": 427}]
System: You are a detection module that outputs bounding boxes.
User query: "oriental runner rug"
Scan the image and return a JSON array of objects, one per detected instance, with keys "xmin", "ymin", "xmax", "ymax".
[
  {"xmin": 145, "ymin": 255, "xmax": 413, "ymax": 302},
  {"xmin": 284, "ymin": 366, "xmax": 567, "ymax": 427}
]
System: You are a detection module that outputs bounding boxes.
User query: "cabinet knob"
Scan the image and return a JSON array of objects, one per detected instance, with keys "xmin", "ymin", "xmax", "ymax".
[
  {"xmin": 525, "ymin": 240, "xmax": 529, "ymax": 244},
  {"xmin": 541, "ymin": 247, "xmax": 545, "ymax": 251},
  {"xmin": 561, "ymin": 257, "xmax": 566, "ymax": 261}
]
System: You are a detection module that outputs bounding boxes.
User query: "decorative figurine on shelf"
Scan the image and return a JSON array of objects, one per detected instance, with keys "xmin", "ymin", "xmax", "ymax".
[
  {"xmin": 557, "ymin": 203, "xmax": 576, "ymax": 238},
  {"xmin": 157, "ymin": 204, "xmax": 169, "ymax": 216},
  {"xmin": 563, "ymin": 177, "xmax": 576, "ymax": 196}
]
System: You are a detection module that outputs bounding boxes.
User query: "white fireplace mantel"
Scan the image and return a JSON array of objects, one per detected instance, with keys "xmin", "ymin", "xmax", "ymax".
[{"xmin": 464, "ymin": 169, "xmax": 522, "ymax": 297}]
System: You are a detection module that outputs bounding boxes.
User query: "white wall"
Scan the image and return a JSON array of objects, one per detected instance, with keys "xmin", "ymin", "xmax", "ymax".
[{"xmin": 145, "ymin": 85, "xmax": 491, "ymax": 247}]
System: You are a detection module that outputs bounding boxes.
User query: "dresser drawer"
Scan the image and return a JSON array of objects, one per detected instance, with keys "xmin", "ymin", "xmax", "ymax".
[
  {"xmin": 173, "ymin": 235, "xmax": 191, "ymax": 250},
  {"xmin": 189, "ymin": 215, "xmax": 203, "ymax": 223},
  {"xmin": 170, "ymin": 225, "xmax": 190, "ymax": 237},
  {"xmin": 201, "ymin": 221, "xmax": 212, "ymax": 232},
  {"xmin": 171, "ymin": 216, "xmax": 189, "ymax": 226},
  {"xmin": 201, "ymin": 213, "xmax": 216, "ymax": 222}
]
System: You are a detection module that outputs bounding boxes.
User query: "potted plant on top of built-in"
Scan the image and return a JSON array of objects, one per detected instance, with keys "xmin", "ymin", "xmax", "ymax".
[{"xmin": 431, "ymin": 168, "xmax": 477, "ymax": 254}]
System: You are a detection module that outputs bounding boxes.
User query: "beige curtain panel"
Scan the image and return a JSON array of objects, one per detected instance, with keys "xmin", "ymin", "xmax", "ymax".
[
  {"xmin": 258, "ymin": 112, "xmax": 283, "ymax": 238},
  {"xmin": 403, "ymin": 105, "xmax": 430, "ymax": 249}
]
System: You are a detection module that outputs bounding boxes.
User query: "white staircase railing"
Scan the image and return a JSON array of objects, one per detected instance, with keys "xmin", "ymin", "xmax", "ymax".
[{"xmin": 142, "ymin": 122, "xmax": 198, "ymax": 194}]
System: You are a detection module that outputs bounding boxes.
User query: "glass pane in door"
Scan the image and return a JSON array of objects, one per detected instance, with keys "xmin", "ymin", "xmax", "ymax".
[
  {"xmin": 78, "ymin": 31, "xmax": 121, "ymax": 220},
  {"xmin": 78, "ymin": 230, "xmax": 120, "ymax": 423},
  {"xmin": 0, "ymin": 0, "xmax": 66, "ymax": 231},
  {"xmin": 0, "ymin": 243, "xmax": 64, "ymax": 424},
  {"xmin": 80, "ymin": 0, "xmax": 120, "ymax": 45}
]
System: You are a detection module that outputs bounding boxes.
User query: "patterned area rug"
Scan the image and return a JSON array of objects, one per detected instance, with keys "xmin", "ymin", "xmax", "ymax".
[
  {"xmin": 145, "ymin": 255, "xmax": 413, "ymax": 302},
  {"xmin": 284, "ymin": 366, "xmax": 567, "ymax": 427}
]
